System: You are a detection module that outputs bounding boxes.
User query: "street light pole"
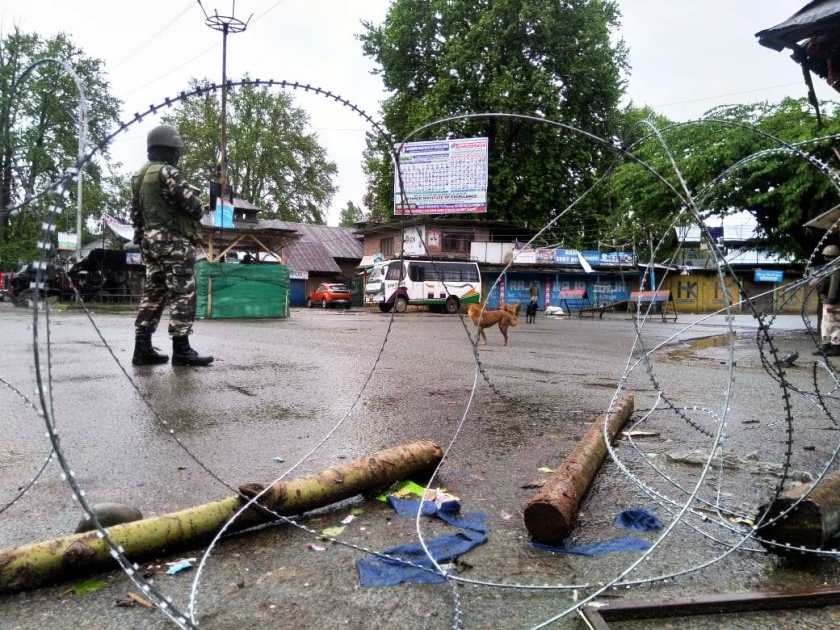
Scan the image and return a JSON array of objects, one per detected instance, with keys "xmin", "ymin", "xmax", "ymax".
[
  {"xmin": 11, "ymin": 58, "xmax": 87, "ymax": 261},
  {"xmin": 199, "ymin": 2, "xmax": 251, "ymax": 221}
]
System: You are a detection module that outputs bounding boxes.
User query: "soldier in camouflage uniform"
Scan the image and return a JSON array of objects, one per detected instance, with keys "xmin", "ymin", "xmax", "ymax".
[{"xmin": 131, "ymin": 125, "xmax": 213, "ymax": 367}]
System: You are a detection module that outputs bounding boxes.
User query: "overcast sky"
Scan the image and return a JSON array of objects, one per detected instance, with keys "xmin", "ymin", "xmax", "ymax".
[{"xmin": 1, "ymin": 0, "xmax": 833, "ymax": 225}]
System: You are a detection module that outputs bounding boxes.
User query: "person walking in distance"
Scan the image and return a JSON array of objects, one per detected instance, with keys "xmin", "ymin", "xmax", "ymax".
[
  {"xmin": 131, "ymin": 125, "xmax": 214, "ymax": 367},
  {"xmin": 816, "ymin": 244, "xmax": 840, "ymax": 357}
]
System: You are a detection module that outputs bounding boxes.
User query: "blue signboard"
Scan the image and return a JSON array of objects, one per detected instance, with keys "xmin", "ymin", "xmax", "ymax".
[
  {"xmin": 553, "ymin": 249, "xmax": 579, "ymax": 265},
  {"xmin": 754, "ymin": 269, "xmax": 783, "ymax": 283}
]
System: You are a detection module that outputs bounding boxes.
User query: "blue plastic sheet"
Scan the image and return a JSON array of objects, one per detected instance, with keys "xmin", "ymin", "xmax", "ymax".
[
  {"xmin": 532, "ymin": 537, "xmax": 651, "ymax": 557},
  {"xmin": 615, "ymin": 508, "xmax": 663, "ymax": 532},
  {"xmin": 357, "ymin": 497, "xmax": 488, "ymax": 587},
  {"xmin": 357, "ymin": 529, "xmax": 488, "ymax": 586},
  {"xmin": 386, "ymin": 497, "xmax": 487, "ymax": 534}
]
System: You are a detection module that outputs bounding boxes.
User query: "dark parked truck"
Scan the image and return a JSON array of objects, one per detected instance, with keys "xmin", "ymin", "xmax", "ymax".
[{"xmin": 67, "ymin": 249, "xmax": 145, "ymax": 300}]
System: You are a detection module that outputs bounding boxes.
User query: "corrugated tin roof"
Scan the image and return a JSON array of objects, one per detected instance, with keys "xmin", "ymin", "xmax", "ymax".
[
  {"xmin": 261, "ymin": 220, "xmax": 362, "ymax": 260},
  {"xmin": 232, "ymin": 196, "xmax": 261, "ymax": 211},
  {"xmin": 283, "ymin": 241, "xmax": 341, "ymax": 274}
]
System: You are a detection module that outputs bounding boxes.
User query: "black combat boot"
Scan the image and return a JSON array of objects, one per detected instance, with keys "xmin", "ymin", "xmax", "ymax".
[
  {"xmin": 814, "ymin": 343, "xmax": 833, "ymax": 356},
  {"xmin": 132, "ymin": 333, "xmax": 169, "ymax": 366},
  {"xmin": 172, "ymin": 335, "xmax": 214, "ymax": 367}
]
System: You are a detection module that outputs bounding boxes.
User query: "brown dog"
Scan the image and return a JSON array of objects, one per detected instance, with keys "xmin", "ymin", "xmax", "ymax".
[
  {"xmin": 500, "ymin": 302, "xmax": 521, "ymax": 318},
  {"xmin": 467, "ymin": 303, "xmax": 519, "ymax": 346}
]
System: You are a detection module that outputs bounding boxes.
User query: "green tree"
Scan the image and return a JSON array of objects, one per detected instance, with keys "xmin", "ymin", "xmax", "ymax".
[
  {"xmin": 338, "ymin": 200, "xmax": 363, "ymax": 227},
  {"xmin": 359, "ymin": 0, "xmax": 627, "ymax": 229},
  {"xmin": 163, "ymin": 78, "xmax": 337, "ymax": 224},
  {"xmin": 0, "ymin": 29, "xmax": 121, "ymax": 268},
  {"xmin": 609, "ymin": 99, "xmax": 840, "ymax": 259}
]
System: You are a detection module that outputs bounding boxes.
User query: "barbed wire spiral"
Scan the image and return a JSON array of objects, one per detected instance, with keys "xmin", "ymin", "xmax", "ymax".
[{"xmin": 3, "ymin": 73, "xmax": 840, "ymax": 629}]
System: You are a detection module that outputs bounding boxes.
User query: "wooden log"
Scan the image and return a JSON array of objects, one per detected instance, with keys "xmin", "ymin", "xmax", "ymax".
[
  {"xmin": 755, "ymin": 469, "xmax": 840, "ymax": 553},
  {"xmin": 0, "ymin": 440, "xmax": 442, "ymax": 593},
  {"xmin": 523, "ymin": 393, "xmax": 635, "ymax": 543}
]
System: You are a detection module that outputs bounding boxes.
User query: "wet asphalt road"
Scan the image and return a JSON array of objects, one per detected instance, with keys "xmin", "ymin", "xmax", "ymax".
[{"xmin": 1, "ymin": 303, "xmax": 839, "ymax": 629}]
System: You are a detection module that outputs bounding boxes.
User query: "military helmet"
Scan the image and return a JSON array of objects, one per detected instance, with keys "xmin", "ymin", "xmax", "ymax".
[
  {"xmin": 824, "ymin": 244, "xmax": 840, "ymax": 258},
  {"xmin": 147, "ymin": 125, "xmax": 184, "ymax": 150}
]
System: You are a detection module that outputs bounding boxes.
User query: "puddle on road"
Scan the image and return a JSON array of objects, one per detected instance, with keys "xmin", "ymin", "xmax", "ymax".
[{"xmin": 665, "ymin": 333, "xmax": 737, "ymax": 362}]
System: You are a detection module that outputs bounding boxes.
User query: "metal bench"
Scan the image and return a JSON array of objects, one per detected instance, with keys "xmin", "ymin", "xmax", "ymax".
[{"xmin": 628, "ymin": 290, "xmax": 678, "ymax": 322}]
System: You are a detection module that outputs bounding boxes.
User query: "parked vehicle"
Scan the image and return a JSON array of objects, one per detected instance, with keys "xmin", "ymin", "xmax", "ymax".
[
  {"xmin": 9, "ymin": 262, "xmax": 70, "ymax": 305},
  {"xmin": 67, "ymin": 248, "xmax": 144, "ymax": 300},
  {"xmin": 364, "ymin": 259, "xmax": 481, "ymax": 314},
  {"xmin": 307, "ymin": 282, "xmax": 352, "ymax": 309}
]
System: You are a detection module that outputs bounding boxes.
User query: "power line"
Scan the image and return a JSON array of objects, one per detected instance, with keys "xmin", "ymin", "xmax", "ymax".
[
  {"xmin": 255, "ymin": 0, "xmax": 287, "ymax": 22},
  {"xmin": 122, "ymin": 42, "xmax": 218, "ymax": 98},
  {"xmin": 111, "ymin": 1, "xmax": 196, "ymax": 70},
  {"xmin": 654, "ymin": 81, "xmax": 804, "ymax": 109}
]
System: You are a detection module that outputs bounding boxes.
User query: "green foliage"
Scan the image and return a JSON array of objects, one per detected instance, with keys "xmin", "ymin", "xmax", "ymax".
[
  {"xmin": 610, "ymin": 99, "xmax": 840, "ymax": 259},
  {"xmin": 163, "ymin": 79, "xmax": 337, "ymax": 224},
  {"xmin": 338, "ymin": 200, "xmax": 363, "ymax": 227},
  {"xmin": 359, "ymin": 0, "xmax": 628, "ymax": 232},
  {"xmin": 0, "ymin": 29, "xmax": 121, "ymax": 269}
]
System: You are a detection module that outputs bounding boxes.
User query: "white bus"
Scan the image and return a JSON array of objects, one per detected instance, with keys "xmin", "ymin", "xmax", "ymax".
[{"xmin": 364, "ymin": 259, "xmax": 481, "ymax": 314}]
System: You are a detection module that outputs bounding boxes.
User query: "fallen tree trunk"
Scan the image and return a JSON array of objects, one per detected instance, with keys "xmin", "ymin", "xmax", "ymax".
[
  {"xmin": 523, "ymin": 393, "xmax": 635, "ymax": 543},
  {"xmin": 0, "ymin": 440, "xmax": 443, "ymax": 593},
  {"xmin": 756, "ymin": 469, "xmax": 840, "ymax": 554}
]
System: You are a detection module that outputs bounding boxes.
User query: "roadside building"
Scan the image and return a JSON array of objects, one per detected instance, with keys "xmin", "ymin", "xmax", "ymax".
[
  {"xmin": 265, "ymin": 221, "xmax": 363, "ymax": 306},
  {"xmin": 356, "ymin": 218, "xmax": 640, "ymax": 312},
  {"xmin": 671, "ymin": 211, "xmax": 816, "ymax": 314}
]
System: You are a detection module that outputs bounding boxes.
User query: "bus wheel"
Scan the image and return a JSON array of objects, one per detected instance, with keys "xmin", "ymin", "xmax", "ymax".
[
  {"xmin": 378, "ymin": 302, "xmax": 392, "ymax": 313},
  {"xmin": 395, "ymin": 296, "xmax": 408, "ymax": 313},
  {"xmin": 445, "ymin": 296, "xmax": 459, "ymax": 314}
]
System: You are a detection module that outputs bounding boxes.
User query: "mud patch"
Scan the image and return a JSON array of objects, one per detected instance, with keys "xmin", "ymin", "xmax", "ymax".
[{"xmin": 664, "ymin": 333, "xmax": 737, "ymax": 362}]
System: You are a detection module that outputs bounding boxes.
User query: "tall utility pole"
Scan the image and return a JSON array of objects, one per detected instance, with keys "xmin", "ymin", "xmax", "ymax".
[{"xmin": 199, "ymin": 1, "xmax": 251, "ymax": 216}]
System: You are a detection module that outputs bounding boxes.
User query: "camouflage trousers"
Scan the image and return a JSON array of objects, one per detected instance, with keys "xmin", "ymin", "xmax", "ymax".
[{"xmin": 135, "ymin": 230, "xmax": 197, "ymax": 337}]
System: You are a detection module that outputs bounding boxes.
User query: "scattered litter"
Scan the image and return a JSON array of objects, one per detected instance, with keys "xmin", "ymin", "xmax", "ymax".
[
  {"xmin": 350, "ymin": 507, "xmax": 365, "ymax": 516},
  {"xmin": 500, "ymin": 511, "xmax": 514, "ymax": 521},
  {"xmin": 116, "ymin": 592, "xmax": 153, "ymax": 608},
  {"xmin": 615, "ymin": 508, "xmax": 662, "ymax": 532},
  {"xmin": 165, "ymin": 558, "xmax": 196, "ymax": 576},
  {"xmin": 622, "ymin": 430, "xmax": 661, "ymax": 439},
  {"xmin": 545, "ymin": 306, "xmax": 565, "ymax": 317},
  {"xmin": 375, "ymin": 480, "xmax": 426, "ymax": 502},
  {"xmin": 804, "ymin": 446, "xmax": 816, "ymax": 451},
  {"xmin": 340, "ymin": 514, "xmax": 356, "ymax": 525},
  {"xmin": 742, "ymin": 420, "xmax": 760, "ymax": 425},
  {"xmin": 666, "ymin": 448, "xmax": 813, "ymax": 483},
  {"xmin": 307, "ymin": 543, "xmax": 326, "ymax": 552},
  {"xmin": 780, "ymin": 351, "xmax": 799, "ymax": 368},
  {"xmin": 532, "ymin": 537, "xmax": 650, "ymax": 557},
  {"xmin": 728, "ymin": 516, "xmax": 755, "ymax": 527},
  {"xmin": 72, "ymin": 578, "xmax": 106, "ymax": 595},
  {"xmin": 321, "ymin": 525, "xmax": 345, "ymax": 538},
  {"xmin": 177, "ymin": 465, "xmax": 187, "ymax": 470},
  {"xmin": 272, "ymin": 456, "xmax": 286, "ymax": 463},
  {"xmin": 537, "ymin": 466, "xmax": 555, "ymax": 474}
]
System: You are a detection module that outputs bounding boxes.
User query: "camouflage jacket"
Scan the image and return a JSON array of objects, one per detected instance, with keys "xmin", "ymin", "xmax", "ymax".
[{"xmin": 131, "ymin": 162, "xmax": 204, "ymax": 243}]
